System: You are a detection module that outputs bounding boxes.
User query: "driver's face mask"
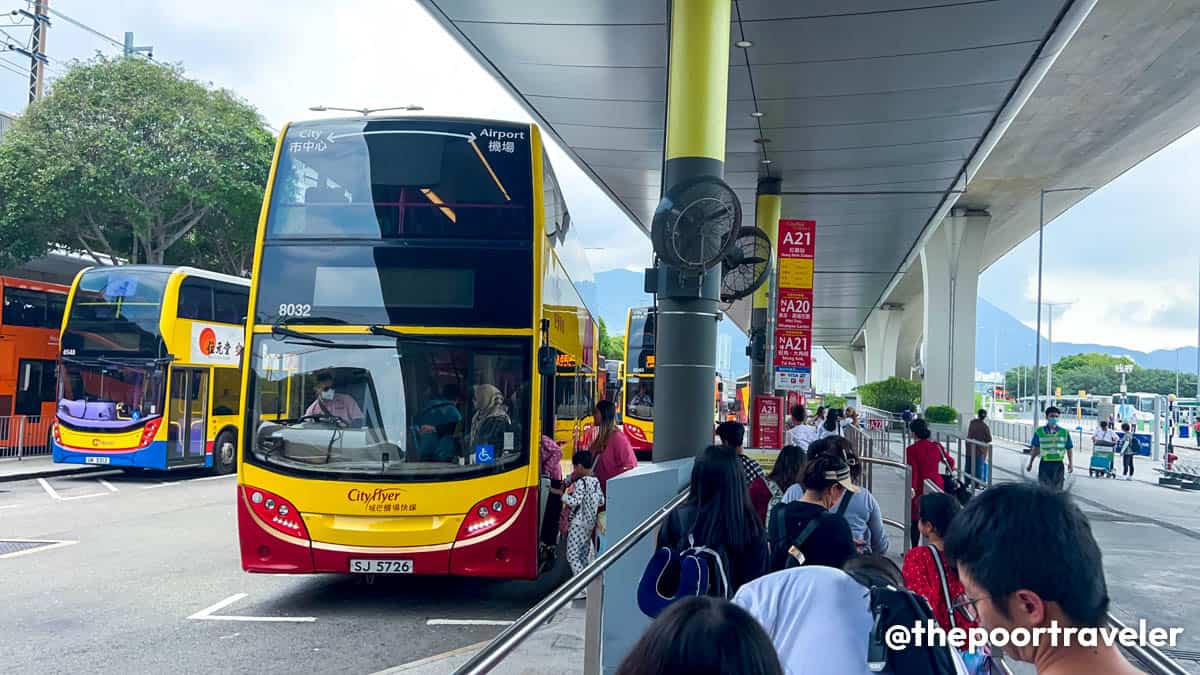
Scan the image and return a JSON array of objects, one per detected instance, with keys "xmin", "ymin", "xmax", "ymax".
[{"xmin": 320, "ymin": 387, "xmax": 335, "ymax": 401}]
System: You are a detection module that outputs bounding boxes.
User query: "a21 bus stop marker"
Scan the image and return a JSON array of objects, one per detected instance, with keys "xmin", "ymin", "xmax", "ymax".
[{"xmin": 187, "ymin": 593, "xmax": 316, "ymax": 623}]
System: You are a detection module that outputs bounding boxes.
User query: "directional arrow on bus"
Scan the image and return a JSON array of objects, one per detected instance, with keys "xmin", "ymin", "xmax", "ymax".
[{"xmin": 325, "ymin": 129, "xmax": 476, "ymax": 143}]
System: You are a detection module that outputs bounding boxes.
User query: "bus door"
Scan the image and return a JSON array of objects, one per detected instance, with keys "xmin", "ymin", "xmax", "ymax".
[{"xmin": 167, "ymin": 368, "xmax": 209, "ymax": 467}]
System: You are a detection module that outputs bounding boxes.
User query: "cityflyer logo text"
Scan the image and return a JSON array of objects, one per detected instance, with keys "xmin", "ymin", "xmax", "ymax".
[{"xmin": 346, "ymin": 488, "xmax": 406, "ymax": 505}]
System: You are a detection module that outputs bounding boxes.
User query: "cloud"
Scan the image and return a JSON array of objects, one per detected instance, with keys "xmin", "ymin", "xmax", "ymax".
[
  {"xmin": 981, "ymin": 124, "xmax": 1200, "ymax": 353},
  {"xmin": 2, "ymin": 0, "xmax": 646, "ymax": 272}
]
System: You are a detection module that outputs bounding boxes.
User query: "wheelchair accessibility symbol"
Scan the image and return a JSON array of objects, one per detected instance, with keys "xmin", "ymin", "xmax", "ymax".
[{"xmin": 474, "ymin": 444, "xmax": 495, "ymax": 465}]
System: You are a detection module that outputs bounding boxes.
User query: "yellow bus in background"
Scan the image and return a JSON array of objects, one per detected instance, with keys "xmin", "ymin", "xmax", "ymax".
[
  {"xmin": 622, "ymin": 306, "xmax": 654, "ymax": 456},
  {"xmin": 52, "ymin": 266, "xmax": 249, "ymax": 473},
  {"xmin": 237, "ymin": 115, "xmax": 596, "ymax": 578}
]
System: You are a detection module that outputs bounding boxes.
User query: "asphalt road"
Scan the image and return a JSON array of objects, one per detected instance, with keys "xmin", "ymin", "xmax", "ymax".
[
  {"xmin": 4, "ymin": 441, "xmax": 1200, "ymax": 674},
  {"xmin": 0, "ymin": 469, "xmax": 567, "ymax": 674}
]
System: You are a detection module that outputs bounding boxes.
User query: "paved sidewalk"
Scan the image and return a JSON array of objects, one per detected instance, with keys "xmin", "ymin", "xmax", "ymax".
[
  {"xmin": 0, "ymin": 455, "xmax": 107, "ymax": 482},
  {"xmin": 376, "ymin": 601, "xmax": 586, "ymax": 674}
]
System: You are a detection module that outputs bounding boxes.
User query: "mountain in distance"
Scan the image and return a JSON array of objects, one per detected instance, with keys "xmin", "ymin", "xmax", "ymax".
[
  {"xmin": 975, "ymin": 297, "xmax": 1197, "ymax": 373},
  {"xmin": 590, "ymin": 271, "xmax": 1194, "ymax": 378}
]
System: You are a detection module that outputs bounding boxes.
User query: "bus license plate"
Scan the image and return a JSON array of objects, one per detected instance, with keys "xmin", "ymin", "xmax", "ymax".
[
  {"xmin": 350, "ymin": 559, "xmax": 413, "ymax": 574},
  {"xmin": 84, "ymin": 456, "xmax": 110, "ymax": 465}
]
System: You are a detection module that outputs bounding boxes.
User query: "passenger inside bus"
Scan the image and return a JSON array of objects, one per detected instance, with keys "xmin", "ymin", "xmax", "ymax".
[
  {"xmin": 413, "ymin": 384, "xmax": 464, "ymax": 463},
  {"xmin": 306, "ymin": 372, "xmax": 364, "ymax": 426},
  {"xmin": 630, "ymin": 382, "xmax": 653, "ymax": 418},
  {"xmin": 469, "ymin": 383, "xmax": 514, "ymax": 455}
]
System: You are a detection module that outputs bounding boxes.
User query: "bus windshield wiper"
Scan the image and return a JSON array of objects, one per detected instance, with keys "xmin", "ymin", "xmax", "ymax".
[
  {"xmin": 368, "ymin": 325, "xmax": 405, "ymax": 339},
  {"xmin": 271, "ymin": 323, "xmax": 335, "ymax": 345}
]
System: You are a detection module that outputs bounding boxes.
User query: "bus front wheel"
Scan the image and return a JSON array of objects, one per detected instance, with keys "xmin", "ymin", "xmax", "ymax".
[{"xmin": 212, "ymin": 431, "xmax": 237, "ymax": 475}]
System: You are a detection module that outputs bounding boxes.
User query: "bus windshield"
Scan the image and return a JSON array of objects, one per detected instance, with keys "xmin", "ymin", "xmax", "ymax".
[
  {"xmin": 57, "ymin": 360, "xmax": 166, "ymax": 426},
  {"xmin": 62, "ymin": 269, "xmax": 169, "ymax": 357},
  {"xmin": 265, "ymin": 118, "xmax": 533, "ymax": 241},
  {"xmin": 626, "ymin": 376, "xmax": 654, "ymax": 421},
  {"xmin": 248, "ymin": 333, "xmax": 530, "ymax": 481},
  {"xmin": 626, "ymin": 309, "xmax": 654, "ymax": 373}
]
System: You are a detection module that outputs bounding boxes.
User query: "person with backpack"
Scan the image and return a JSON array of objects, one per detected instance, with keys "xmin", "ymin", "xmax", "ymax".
[
  {"xmin": 767, "ymin": 453, "xmax": 858, "ymax": 571},
  {"xmin": 762, "ymin": 445, "xmax": 804, "ymax": 528},
  {"xmin": 656, "ymin": 445, "xmax": 768, "ymax": 595},
  {"xmin": 905, "ymin": 418, "xmax": 953, "ymax": 547},
  {"xmin": 902, "ymin": 493, "xmax": 977, "ymax": 632},
  {"xmin": 817, "ymin": 408, "xmax": 843, "ymax": 439},
  {"xmin": 792, "ymin": 436, "xmax": 890, "ymax": 555},
  {"xmin": 732, "ymin": 564, "xmax": 875, "ymax": 674}
]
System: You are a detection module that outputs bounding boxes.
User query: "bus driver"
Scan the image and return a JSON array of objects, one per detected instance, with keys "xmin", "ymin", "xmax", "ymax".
[{"xmin": 306, "ymin": 372, "xmax": 364, "ymax": 426}]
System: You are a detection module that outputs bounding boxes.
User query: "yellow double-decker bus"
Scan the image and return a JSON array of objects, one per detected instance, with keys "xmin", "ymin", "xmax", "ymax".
[
  {"xmin": 621, "ymin": 307, "xmax": 655, "ymax": 456},
  {"xmin": 237, "ymin": 115, "xmax": 597, "ymax": 578},
  {"xmin": 52, "ymin": 266, "xmax": 249, "ymax": 473}
]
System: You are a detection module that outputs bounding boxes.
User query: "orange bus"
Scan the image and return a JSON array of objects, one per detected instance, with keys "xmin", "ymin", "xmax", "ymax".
[{"xmin": 0, "ymin": 276, "xmax": 69, "ymax": 452}]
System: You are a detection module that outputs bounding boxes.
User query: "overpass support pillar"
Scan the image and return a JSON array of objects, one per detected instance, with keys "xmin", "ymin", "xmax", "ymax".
[
  {"xmin": 863, "ymin": 306, "xmax": 903, "ymax": 383},
  {"xmin": 852, "ymin": 348, "xmax": 867, "ymax": 387},
  {"xmin": 920, "ymin": 210, "xmax": 990, "ymax": 429},
  {"xmin": 750, "ymin": 177, "xmax": 782, "ymax": 404},
  {"xmin": 652, "ymin": 0, "xmax": 731, "ymax": 462}
]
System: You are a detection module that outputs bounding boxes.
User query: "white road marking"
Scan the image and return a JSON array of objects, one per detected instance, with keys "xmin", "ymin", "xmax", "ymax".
[
  {"xmin": 99, "ymin": 479, "xmax": 119, "ymax": 492},
  {"xmin": 187, "ymin": 593, "xmax": 316, "ymax": 623},
  {"xmin": 369, "ymin": 640, "xmax": 492, "ymax": 674},
  {"xmin": 0, "ymin": 504, "xmax": 21, "ymax": 510},
  {"xmin": 141, "ymin": 474, "xmax": 233, "ymax": 490},
  {"xmin": 0, "ymin": 538, "xmax": 79, "ymax": 559},
  {"xmin": 37, "ymin": 478, "xmax": 108, "ymax": 501},
  {"xmin": 426, "ymin": 618, "xmax": 515, "ymax": 626}
]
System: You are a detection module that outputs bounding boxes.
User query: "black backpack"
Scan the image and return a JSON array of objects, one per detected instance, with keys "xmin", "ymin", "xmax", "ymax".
[
  {"xmin": 848, "ymin": 569, "xmax": 958, "ymax": 675},
  {"xmin": 767, "ymin": 495, "xmax": 851, "ymax": 571}
]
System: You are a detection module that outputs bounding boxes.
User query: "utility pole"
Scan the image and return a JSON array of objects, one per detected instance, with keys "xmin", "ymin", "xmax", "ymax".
[
  {"xmin": 14, "ymin": 1, "xmax": 50, "ymax": 103},
  {"xmin": 1044, "ymin": 301, "xmax": 1073, "ymax": 407},
  {"xmin": 1033, "ymin": 187, "xmax": 1092, "ymax": 429},
  {"xmin": 122, "ymin": 31, "xmax": 153, "ymax": 58}
]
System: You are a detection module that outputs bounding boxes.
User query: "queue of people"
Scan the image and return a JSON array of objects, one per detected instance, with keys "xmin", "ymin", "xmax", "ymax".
[{"xmin": 622, "ymin": 466, "xmax": 1141, "ymax": 675}]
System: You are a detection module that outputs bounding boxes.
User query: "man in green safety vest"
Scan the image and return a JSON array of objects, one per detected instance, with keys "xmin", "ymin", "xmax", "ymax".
[{"xmin": 1026, "ymin": 406, "xmax": 1074, "ymax": 490}]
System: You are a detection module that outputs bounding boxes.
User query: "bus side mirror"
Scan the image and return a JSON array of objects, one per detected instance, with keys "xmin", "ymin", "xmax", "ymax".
[{"xmin": 538, "ymin": 346, "xmax": 556, "ymax": 377}]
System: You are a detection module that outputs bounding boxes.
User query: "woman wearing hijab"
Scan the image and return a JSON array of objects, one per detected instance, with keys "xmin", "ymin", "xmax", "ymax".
[{"xmin": 469, "ymin": 383, "xmax": 511, "ymax": 455}]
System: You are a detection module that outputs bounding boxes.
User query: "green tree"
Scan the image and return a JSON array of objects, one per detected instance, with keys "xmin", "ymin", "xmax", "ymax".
[
  {"xmin": 856, "ymin": 376, "xmax": 921, "ymax": 413},
  {"xmin": 0, "ymin": 56, "xmax": 274, "ymax": 274},
  {"xmin": 598, "ymin": 318, "xmax": 624, "ymax": 361}
]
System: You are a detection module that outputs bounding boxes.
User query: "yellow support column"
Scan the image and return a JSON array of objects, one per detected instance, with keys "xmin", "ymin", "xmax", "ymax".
[
  {"xmin": 654, "ymin": 0, "xmax": 733, "ymax": 462},
  {"xmin": 751, "ymin": 178, "xmax": 781, "ymax": 404}
]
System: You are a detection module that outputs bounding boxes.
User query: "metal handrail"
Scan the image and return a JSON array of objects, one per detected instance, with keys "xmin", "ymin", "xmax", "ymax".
[
  {"xmin": 1106, "ymin": 613, "xmax": 1190, "ymax": 675},
  {"xmin": 453, "ymin": 489, "xmax": 691, "ymax": 675},
  {"xmin": 923, "ymin": 477, "xmax": 1185, "ymax": 674}
]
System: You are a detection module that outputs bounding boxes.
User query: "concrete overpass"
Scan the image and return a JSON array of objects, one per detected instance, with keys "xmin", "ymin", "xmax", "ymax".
[{"xmin": 421, "ymin": 0, "xmax": 1200, "ymax": 428}]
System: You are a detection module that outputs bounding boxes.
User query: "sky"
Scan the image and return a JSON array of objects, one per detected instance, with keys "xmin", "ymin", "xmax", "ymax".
[
  {"xmin": 1, "ymin": 0, "xmax": 1196, "ymax": 360},
  {"xmin": 978, "ymin": 126, "xmax": 1200, "ymax": 354}
]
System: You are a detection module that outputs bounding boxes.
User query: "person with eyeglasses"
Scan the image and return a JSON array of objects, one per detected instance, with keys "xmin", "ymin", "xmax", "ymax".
[
  {"xmin": 945, "ymin": 482, "xmax": 1143, "ymax": 674},
  {"xmin": 1027, "ymin": 406, "xmax": 1074, "ymax": 490}
]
